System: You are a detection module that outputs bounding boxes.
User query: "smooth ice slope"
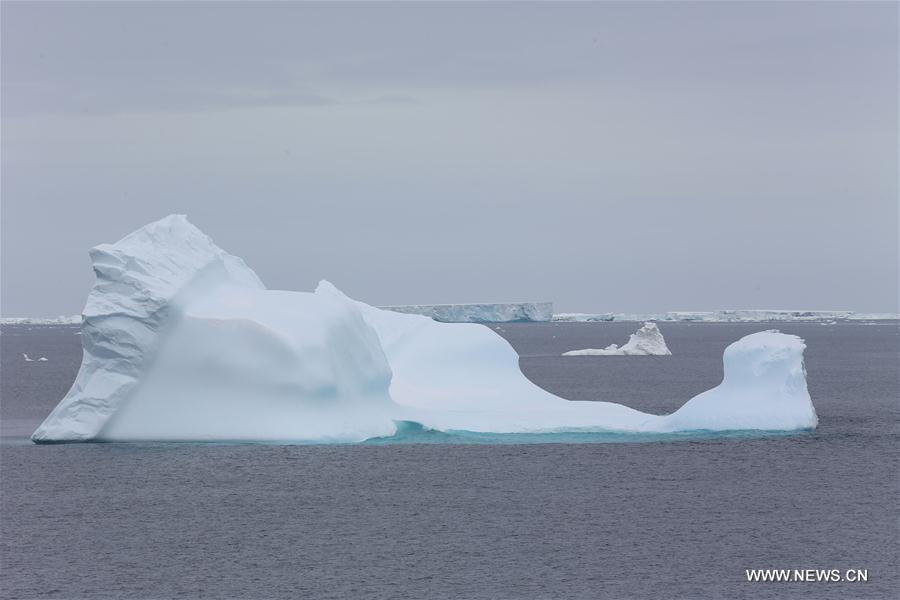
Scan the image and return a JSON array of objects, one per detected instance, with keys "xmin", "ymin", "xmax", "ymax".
[
  {"xmin": 563, "ymin": 322, "xmax": 671, "ymax": 356},
  {"xmin": 349, "ymin": 294, "xmax": 656, "ymax": 433},
  {"xmin": 33, "ymin": 216, "xmax": 818, "ymax": 443},
  {"xmin": 382, "ymin": 302, "xmax": 553, "ymax": 323},
  {"xmin": 351, "ymin": 297, "xmax": 814, "ymax": 433}
]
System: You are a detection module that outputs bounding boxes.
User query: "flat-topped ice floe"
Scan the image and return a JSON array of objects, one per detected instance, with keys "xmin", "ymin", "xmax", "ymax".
[
  {"xmin": 563, "ymin": 322, "xmax": 671, "ymax": 356},
  {"xmin": 381, "ymin": 302, "xmax": 552, "ymax": 323},
  {"xmin": 33, "ymin": 216, "xmax": 818, "ymax": 444}
]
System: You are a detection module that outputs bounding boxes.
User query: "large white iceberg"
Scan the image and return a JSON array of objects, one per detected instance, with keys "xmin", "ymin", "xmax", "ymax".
[
  {"xmin": 32, "ymin": 216, "xmax": 818, "ymax": 443},
  {"xmin": 562, "ymin": 322, "xmax": 671, "ymax": 356}
]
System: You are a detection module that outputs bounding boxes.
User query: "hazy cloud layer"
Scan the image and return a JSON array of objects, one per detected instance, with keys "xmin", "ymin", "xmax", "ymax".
[{"xmin": 2, "ymin": 1, "xmax": 897, "ymax": 315}]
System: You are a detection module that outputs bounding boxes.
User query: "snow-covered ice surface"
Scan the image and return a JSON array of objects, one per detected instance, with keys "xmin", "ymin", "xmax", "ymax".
[
  {"xmin": 381, "ymin": 302, "xmax": 552, "ymax": 323},
  {"xmin": 553, "ymin": 310, "xmax": 898, "ymax": 322},
  {"xmin": 32, "ymin": 215, "xmax": 818, "ymax": 443},
  {"xmin": 563, "ymin": 322, "xmax": 672, "ymax": 356}
]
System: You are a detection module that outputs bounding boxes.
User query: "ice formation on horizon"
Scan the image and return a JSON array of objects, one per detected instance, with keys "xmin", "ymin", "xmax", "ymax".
[
  {"xmin": 382, "ymin": 302, "xmax": 553, "ymax": 323},
  {"xmin": 6, "ymin": 310, "xmax": 897, "ymax": 326},
  {"xmin": 563, "ymin": 322, "xmax": 671, "ymax": 356},
  {"xmin": 32, "ymin": 215, "xmax": 818, "ymax": 444},
  {"xmin": 552, "ymin": 310, "xmax": 898, "ymax": 322},
  {"xmin": 0, "ymin": 316, "xmax": 81, "ymax": 326}
]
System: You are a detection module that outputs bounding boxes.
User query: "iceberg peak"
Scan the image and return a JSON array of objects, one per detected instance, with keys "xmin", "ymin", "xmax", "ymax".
[{"xmin": 34, "ymin": 215, "xmax": 274, "ymax": 442}]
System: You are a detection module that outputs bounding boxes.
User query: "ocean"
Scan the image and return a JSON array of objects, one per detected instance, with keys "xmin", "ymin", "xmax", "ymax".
[{"xmin": 1, "ymin": 321, "xmax": 897, "ymax": 599}]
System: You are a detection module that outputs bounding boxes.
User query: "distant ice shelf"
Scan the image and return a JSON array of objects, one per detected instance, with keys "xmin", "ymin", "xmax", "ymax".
[
  {"xmin": 6, "ymin": 308, "xmax": 896, "ymax": 326},
  {"xmin": 0, "ymin": 315, "xmax": 81, "ymax": 325},
  {"xmin": 382, "ymin": 302, "xmax": 553, "ymax": 323},
  {"xmin": 553, "ymin": 310, "xmax": 899, "ymax": 323},
  {"xmin": 3, "ymin": 305, "xmax": 555, "ymax": 326}
]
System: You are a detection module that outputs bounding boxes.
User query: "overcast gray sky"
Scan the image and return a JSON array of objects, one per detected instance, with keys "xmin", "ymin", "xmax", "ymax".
[{"xmin": 2, "ymin": 1, "xmax": 897, "ymax": 316}]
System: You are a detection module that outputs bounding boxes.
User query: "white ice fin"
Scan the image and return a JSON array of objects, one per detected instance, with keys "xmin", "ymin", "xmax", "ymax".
[{"xmin": 562, "ymin": 322, "xmax": 672, "ymax": 356}]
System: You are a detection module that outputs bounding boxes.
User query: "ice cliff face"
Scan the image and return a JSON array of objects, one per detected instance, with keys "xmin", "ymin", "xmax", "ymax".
[
  {"xmin": 32, "ymin": 216, "xmax": 818, "ymax": 443},
  {"xmin": 563, "ymin": 322, "xmax": 672, "ymax": 356}
]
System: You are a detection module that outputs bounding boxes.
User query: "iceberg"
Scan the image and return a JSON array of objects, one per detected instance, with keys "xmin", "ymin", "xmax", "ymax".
[
  {"xmin": 32, "ymin": 216, "xmax": 818, "ymax": 444},
  {"xmin": 381, "ymin": 302, "xmax": 553, "ymax": 323},
  {"xmin": 655, "ymin": 331, "xmax": 815, "ymax": 432},
  {"xmin": 562, "ymin": 322, "xmax": 671, "ymax": 356}
]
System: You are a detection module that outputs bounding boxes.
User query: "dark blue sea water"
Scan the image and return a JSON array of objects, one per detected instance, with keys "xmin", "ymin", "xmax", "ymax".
[{"xmin": 1, "ymin": 321, "xmax": 898, "ymax": 599}]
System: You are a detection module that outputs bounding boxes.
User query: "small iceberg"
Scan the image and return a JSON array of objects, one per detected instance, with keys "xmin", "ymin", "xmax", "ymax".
[
  {"xmin": 32, "ymin": 215, "xmax": 818, "ymax": 444},
  {"xmin": 562, "ymin": 322, "xmax": 672, "ymax": 356},
  {"xmin": 23, "ymin": 354, "xmax": 48, "ymax": 362}
]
